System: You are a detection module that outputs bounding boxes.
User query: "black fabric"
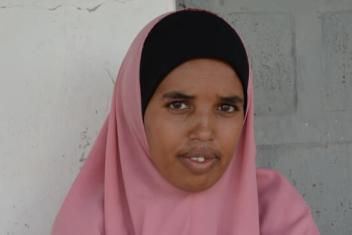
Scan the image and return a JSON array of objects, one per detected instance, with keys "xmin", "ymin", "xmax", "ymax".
[{"xmin": 140, "ymin": 9, "xmax": 249, "ymax": 119}]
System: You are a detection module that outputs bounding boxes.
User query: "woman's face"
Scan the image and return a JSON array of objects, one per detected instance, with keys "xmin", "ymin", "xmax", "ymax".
[{"xmin": 143, "ymin": 58, "xmax": 245, "ymax": 192}]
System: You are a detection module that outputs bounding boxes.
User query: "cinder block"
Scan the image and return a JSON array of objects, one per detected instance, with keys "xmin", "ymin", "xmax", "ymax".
[
  {"xmin": 257, "ymin": 143, "xmax": 352, "ymax": 235},
  {"xmin": 225, "ymin": 13, "xmax": 296, "ymax": 115},
  {"xmin": 322, "ymin": 12, "xmax": 352, "ymax": 111}
]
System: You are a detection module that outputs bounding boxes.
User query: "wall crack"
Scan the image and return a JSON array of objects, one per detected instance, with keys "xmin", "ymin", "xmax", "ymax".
[{"xmin": 0, "ymin": 0, "xmax": 135, "ymax": 12}]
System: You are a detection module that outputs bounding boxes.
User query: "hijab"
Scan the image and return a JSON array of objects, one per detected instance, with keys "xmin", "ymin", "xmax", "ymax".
[
  {"xmin": 51, "ymin": 8, "xmax": 320, "ymax": 235},
  {"xmin": 139, "ymin": 10, "xmax": 249, "ymax": 117}
]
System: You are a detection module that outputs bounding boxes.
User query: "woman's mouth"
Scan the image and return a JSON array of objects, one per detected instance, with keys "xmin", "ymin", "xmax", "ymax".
[{"xmin": 177, "ymin": 149, "xmax": 220, "ymax": 175}]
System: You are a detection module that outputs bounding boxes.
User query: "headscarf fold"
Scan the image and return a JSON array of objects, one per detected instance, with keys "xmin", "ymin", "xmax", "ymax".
[{"xmin": 51, "ymin": 8, "xmax": 320, "ymax": 235}]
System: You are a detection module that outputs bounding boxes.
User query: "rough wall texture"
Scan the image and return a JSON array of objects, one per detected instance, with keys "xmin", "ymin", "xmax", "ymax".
[{"xmin": 177, "ymin": 1, "xmax": 352, "ymax": 234}]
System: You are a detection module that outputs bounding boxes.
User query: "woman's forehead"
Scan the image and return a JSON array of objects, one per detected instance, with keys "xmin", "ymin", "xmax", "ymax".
[{"xmin": 153, "ymin": 58, "xmax": 243, "ymax": 95}]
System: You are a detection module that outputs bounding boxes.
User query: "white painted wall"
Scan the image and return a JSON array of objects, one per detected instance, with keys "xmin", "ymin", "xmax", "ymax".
[{"xmin": 0, "ymin": 1, "xmax": 175, "ymax": 234}]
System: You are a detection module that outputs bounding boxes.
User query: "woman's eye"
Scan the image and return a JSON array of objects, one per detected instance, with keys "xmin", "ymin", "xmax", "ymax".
[
  {"xmin": 218, "ymin": 104, "xmax": 238, "ymax": 113},
  {"xmin": 166, "ymin": 101, "xmax": 189, "ymax": 110}
]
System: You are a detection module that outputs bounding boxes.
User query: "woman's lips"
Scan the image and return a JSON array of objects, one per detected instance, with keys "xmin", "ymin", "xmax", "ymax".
[
  {"xmin": 178, "ymin": 157, "xmax": 219, "ymax": 174},
  {"xmin": 177, "ymin": 148, "xmax": 220, "ymax": 175}
]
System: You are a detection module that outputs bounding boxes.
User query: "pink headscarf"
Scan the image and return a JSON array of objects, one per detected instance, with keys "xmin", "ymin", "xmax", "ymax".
[{"xmin": 51, "ymin": 9, "xmax": 320, "ymax": 235}]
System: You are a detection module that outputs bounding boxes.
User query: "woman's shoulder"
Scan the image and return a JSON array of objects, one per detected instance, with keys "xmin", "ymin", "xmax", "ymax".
[
  {"xmin": 256, "ymin": 168, "xmax": 298, "ymax": 196},
  {"xmin": 256, "ymin": 168, "xmax": 320, "ymax": 235}
]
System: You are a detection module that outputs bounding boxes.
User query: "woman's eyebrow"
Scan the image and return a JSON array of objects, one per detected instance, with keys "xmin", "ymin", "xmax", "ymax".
[
  {"xmin": 218, "ymin": 95, "xmax": 244, "ymax": 104},
  {"xmin": 162, "ymin": 91, "xmax": 243, "ymax": 104},
  {"xmin": 162, "ymin": 91, "xmax": 195, "ymax": 100}
]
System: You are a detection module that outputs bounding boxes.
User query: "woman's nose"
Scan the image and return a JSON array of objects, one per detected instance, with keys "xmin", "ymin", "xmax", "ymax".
[{"xmin": 188, "ymin": 111, "xmax": 215, "ymax": 142}]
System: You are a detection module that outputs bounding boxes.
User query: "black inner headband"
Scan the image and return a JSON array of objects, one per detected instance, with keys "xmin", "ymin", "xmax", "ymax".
[{"xmin": 140, "ymin": 9, "xmax": 249, "ymax": 119}]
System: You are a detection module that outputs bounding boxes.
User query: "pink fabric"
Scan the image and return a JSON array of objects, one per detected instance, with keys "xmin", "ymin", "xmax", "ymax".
[{"xmin": 51, "ymin": 9, "xmax": 320, "ymax": 235}]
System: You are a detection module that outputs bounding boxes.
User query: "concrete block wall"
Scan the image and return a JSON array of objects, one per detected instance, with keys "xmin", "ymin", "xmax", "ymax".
[{"xmin": 177, "ymin": 1, "xmax": 352, "ymax": 234}]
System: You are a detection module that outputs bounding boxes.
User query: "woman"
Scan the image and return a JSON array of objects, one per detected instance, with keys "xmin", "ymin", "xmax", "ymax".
[{"xmin": 51, "ymin": 9, "xmax": 320, "ymax": 235}]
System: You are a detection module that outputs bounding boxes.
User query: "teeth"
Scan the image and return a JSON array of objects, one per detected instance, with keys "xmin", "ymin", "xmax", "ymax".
[{"xmin": 190, "ymin": 156, "xmax": 205, "ymax": 163}]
